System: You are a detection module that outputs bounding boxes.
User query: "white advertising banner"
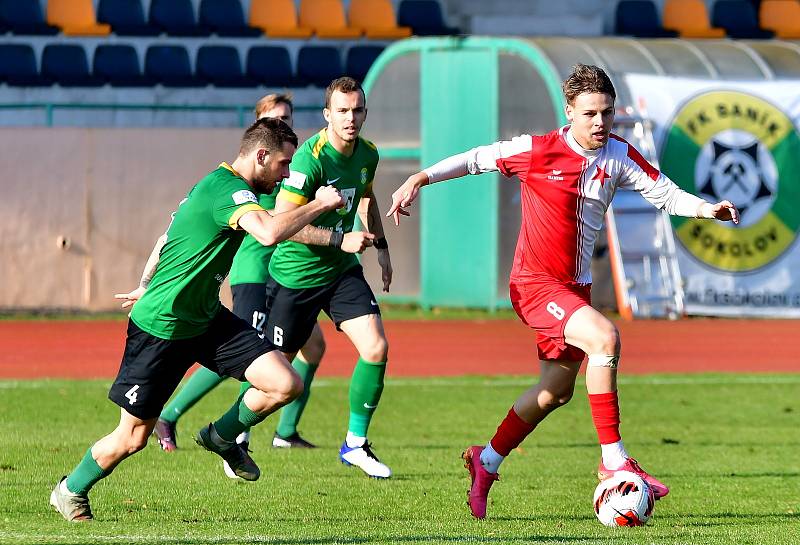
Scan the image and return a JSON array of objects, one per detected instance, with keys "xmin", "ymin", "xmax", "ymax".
[{"xmin": 624, "ymin": 74, "xmax": 800, "ymax": 317}]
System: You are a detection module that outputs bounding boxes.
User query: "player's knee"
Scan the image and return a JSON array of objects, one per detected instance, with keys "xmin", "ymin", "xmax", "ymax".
[
  {"xmin": 272, "ymin": 369, "xmax": 304, "ymax": 405},
  {"xmin": 540, "ymin": 385, "xmax": 574, "ymax": 410},
  {"xmin": 588, "ymin": 324, "xmax": 620, "ymax": 355},
  {"xmin": 360, "ymin": 337, "xmax": 388, "ymax": 363}
]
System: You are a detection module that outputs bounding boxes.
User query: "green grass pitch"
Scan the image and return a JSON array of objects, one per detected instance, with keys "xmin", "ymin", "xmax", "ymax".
[{"xmin": 1, "ymin": 374, "xmax": 798, "ymax": 545}]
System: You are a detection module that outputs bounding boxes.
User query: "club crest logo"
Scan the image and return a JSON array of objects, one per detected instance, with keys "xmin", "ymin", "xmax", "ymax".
[
  {"xmin": 661, "ymin": 91, "xmax": 800, "ymax": 272},
  {"xmin": 360, "ymin": 167, "xmax": 369, "ymax": 185}
]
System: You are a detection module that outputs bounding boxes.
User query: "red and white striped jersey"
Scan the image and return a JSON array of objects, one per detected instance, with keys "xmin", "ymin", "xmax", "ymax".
[{"xmin": 436, "ymin": 126, "xmax": 703, "ymax": 285}]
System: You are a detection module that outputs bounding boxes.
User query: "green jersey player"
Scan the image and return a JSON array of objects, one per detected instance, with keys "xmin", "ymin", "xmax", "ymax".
[
  {"xmin": 266, "ymin": 77, "xmax": 394, "ymax": 479},
  {"xmin": 49, "ymin": 118, "xmax": 344, "ymax": 521}
]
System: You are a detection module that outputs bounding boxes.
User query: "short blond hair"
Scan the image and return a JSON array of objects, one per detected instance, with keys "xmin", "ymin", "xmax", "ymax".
[{"xmin": 254, "ymin": 92, "xmax": 294, "ymax": 119}]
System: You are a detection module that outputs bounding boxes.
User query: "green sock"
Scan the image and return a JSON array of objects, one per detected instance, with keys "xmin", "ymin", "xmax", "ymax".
[
  {"xmin": 276, "ymin": 358, "xmax": 318, "ymax": 438},
  {"xmin": 160, "ymin": 366, "xmax": 226, "ymax": 423},
  {"xmin": 347, "ymin": 358, "xmax": 386, "ymax": 437},
  {"xmin": 65, "ymin": 448, "xmax": 110, "ymax": 495},
  {"xmin": 239, "ymin": 381, "xmax": 252, "ymax": 436},
  {"xmin": 213, "ymin": 389, "xmax": 267, "ymax": 442}
]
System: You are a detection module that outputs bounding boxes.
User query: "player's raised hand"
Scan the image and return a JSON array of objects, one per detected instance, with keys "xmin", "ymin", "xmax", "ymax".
[
  {"xmin": 342, "ymin": 231, "xmax": 375, "ymax": 254},
  {"xmin": 387, "ymin": 172, "xmax": 428, "ymax": 225},
  {"xmin": 699, "ymin": 200, "xmax": 740, "ymax": 224},
  {"xmin": 315, "ymin": 185, "xmax": 346, "ymax": 210},
  {"xmin": 114, "ymin": 286, "xmax": 146, "ymax": 313},
  {"xmin": 709, "ymin": 200, "xmax": 740, "ymax": 224}
]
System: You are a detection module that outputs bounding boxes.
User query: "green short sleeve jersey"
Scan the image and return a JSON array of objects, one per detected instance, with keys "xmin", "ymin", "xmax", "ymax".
[
  {"xmin": 131, "ymin": 163, "xmax": 264, "ymax": 339},
  {"xmin": 269, "ymin": 129, "xmax": 379, "ymax": 289},
  {"xmin": 228, "ymin": 188, "xmax": 279, "ymax": 286}
]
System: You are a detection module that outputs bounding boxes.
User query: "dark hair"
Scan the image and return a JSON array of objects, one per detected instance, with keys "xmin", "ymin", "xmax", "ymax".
[
  {"xmin": 324, "ymin": 76, "xmax": 364, "ymax": 108},
  {"xmin": 254, "ymin": 92, "xmax": 294, "ymax": 119},
  {"xmin": 239, "ymin": 117, "xmax": 298, "ymax": 156},
  {"xmin": 562, "ymin": 64, "xmax": 616, "ymax": 105}
]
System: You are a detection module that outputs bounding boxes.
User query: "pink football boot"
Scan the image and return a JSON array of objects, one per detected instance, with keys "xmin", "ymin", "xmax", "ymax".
[
  {"xmin": 598, "ymin": 457, "xmax": 669, "ymax": 499},
  {"xmin": 462, "ymin": 445, "xmax": 499, "ymax": 519}
]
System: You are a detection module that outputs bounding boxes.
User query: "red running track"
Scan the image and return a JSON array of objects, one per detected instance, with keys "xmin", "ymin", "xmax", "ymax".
[{"xmin": 0, "ymin": 319, "xmax": 798, "ymax": 379}]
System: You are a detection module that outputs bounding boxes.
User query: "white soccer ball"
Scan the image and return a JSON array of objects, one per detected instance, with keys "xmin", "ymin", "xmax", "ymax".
[{"xmin": 592, "ymin": 470, "xmax": 655, "ymax": 527}]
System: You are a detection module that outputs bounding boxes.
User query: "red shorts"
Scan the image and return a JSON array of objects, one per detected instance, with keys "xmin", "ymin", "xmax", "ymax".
[{"xmin": 510, "ymin": 278, "xmax": 591, "ymax": 362}]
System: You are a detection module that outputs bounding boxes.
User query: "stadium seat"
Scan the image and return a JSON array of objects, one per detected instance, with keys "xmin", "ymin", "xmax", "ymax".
[
  {"xmin": 199, "ymin": 0, "xmax": 261, "ymax": 37},
  {"xmin": 397, "ymin": 0, "xmax": 459, "ymax": 35},
  {"xmin": 615, "ymin": 0, "xmax": 678, "ymax": 37},
  {"xmin": 47, "ymin": 0, "xmax": 111, "ymax": 35},
  {"xmin": 0, "ymin": 44, "xmax": 48, "ymax": 86},
  {"xmin": 297, "ymin": 45, "xmax": 344, "ymax": 87},
  {"xmin": 149, "ymin": 0, "xmax": 211, "ymax": 36},
  {"xmin": 249, "ymin": 0, "xmax": 313, "ymax": 38},
  {"xmin": 346, "ymin": 45, "xmax": 384, "ymax": 83},
  {"xmin": 196, "ymin": 45, "xmax": 255, "ymax": 87},
  {"xmin": 712, "ymin": 0, "xmax": 775, "ymax": 38},
  {"xmin": 246, "ymin": 45, "xmax": 298, "ymax": 87},
  {"xmin": 348, "ymin": 0, "xmax": 411, "ymax": 39},
  {"xmin": 663, "ymin": 0, "xmax": 726, "ymax": 38},
  {"xmin": 93, "ymin": 44, "xmax": 153, "ymax": 86},
  {"xmin": 97, "ymin": 0, "xmax": 160, "ymax": 36},
  {"xmin": 0, "ymin": 0, "xmax": 59, "ymax": 35},
  {"xmin": 41, "ymin": 44, "xmax": 104, "ymax": 87},
  {"xmin": 760, "ymin": 0, "xmax": 800, "ymax": 38},
  {"xmin": 299, "ymin": 0, "xmax": 361, "ymax": 38},
  {"xmin": 145, "ymin": 45, "xmax": 202, "ymax": 86}
]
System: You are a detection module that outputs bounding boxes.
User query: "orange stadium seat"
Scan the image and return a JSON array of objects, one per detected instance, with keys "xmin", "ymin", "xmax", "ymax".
[
  {"xmin": 348, "ymin": 0, "xmax": 412, "ymax": 39},
  {"xmin": 47, "ymin": 0, "xmax": 111, "ymax": 35},
  {"xmin": 663, "ymin": 0, "xmax": 726, "ymax": 38},
  {"xmin": 249, "ymin": 0, "xmax": 313, "ymax": 38},
  {"xmin": 299, "ymin": 0, "xmax": 362, "ymax": 39},
  {"xmin": 760, "ymin": 0, "xmax": 800, "ymax": 38}
]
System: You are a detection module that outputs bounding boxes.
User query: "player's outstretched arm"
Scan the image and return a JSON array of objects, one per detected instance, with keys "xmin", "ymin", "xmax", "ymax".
[
  {"xmin": 114, "ymin": 232, "xmax": 167, "ymax": 310},
  {"xmin": 239, "ymin": 186, "xmax": 344, "ymax": 246},
  {"xmin": 275, "ymin": 193, "xmax": 375, "ymax": 253},
  {"xmin": 387, "ymin": 171, "xmax": 429, "ymax": 226}
]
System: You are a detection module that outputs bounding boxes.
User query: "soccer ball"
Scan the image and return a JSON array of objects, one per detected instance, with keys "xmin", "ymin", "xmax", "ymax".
[{"xmin": 592, "ymin": 471, "xmax": 655, "ymax": 527}]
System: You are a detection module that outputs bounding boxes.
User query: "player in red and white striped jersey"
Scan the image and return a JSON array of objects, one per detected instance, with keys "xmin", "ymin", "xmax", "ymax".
[{"xmin": 387, "ymin": 64, "xmax": 739, "ymax": 519}]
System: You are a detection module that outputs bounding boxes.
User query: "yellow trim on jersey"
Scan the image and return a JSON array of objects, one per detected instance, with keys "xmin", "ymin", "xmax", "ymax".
[
  {"xmin": 278, "ymin": 188, "xmax": 309, "ymax": 205},
  {"xmin": 311, "ymin": 129, "xmax": 328, "ymax": 159},
  {"xmin": 228, "ymin": 203, "xmax": 264, "ymax": 229},
  {"xmin": 219, "ymin": 162, "xmax": 244, "ymax": 178},
  {"xmin": 359, "ymin": 136, "xmax": 377, "ymax": 150}
]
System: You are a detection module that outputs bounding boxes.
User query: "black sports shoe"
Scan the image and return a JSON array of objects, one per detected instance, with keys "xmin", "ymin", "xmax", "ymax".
[
  {"xmin": 272, "ymin": 431, "xmax": 316, "ymax": 448},
  {"xmin": 195, "ymin": 424, "xmax": 260, "ymax": 481}
]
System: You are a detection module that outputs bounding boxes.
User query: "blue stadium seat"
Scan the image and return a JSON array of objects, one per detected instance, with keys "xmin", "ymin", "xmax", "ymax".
[
  {"xmin": 41, "ymin": 44, "xmax": 104, "ymax": 87},
  {"xmin": 97, "ymin": 0, "xmax": 160, "ymax": 36},
  {"xmin": 297, "ymin": 45, "xmax": 344, "ymax": 88},
  {"xmin": 0, "ymin": 0, "xmax": 59, "ymax": 35},
  {"xmin": 94, "ymin": 44, "xmax": 153, "ymax": 86},
  {"xmin": 712, "ymin": 0, "xmax": 774, "ymax": 39},
  {"xmin": 397, "ymin": 0, "xmax": 458, "ymax": 36},
  {"xmin": 149, "ymin": 0, "xmax": 210, "ymax": 36},
  {"xmin": 346, "ymin": 45, "xmax": 384, "ymax": 84},
  {"xmin": 246, "ymin": 46, "xmax": 297, "ymax": 87},
  {"xmin": 0, "ymin": 44, "xmax": 48, "ymax": 86},
  {"xmin": 196, "ymin": 45, "xmax": 255, "ymax": 87},
  {"xmin": 199, "ymin": 0, "xmax": 261, "ymax": 37},
  {"xmin": 145, "ymin": 45, "xmax": 202, "ymax": 86},
  {"xmin": 616, "ymin": 1, "xmax": 678, "ymax": 37}
]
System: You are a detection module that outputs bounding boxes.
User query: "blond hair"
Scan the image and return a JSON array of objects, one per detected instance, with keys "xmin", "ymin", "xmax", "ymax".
[{"xmin": 254, "ymin": 92, "xmax": 294, "ymax": 119}]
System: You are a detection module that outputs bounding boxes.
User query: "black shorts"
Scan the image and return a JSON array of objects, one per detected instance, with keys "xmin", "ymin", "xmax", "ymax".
[
  {"xmin": 231, "ymin": 282, "xmax": 268, "ymax": 339},
  {"xmin": 265, "ymin": 265, "xmax": 380, "ymax": 353},
  {"xmin": 108, "ymin": 306, "xmax": 277, "ymax": 420}
]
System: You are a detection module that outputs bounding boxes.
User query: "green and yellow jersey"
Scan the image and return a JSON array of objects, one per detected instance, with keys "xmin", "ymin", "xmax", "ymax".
[
  {"xmin": 228, "ymin": 188, "xmax": 279, "ymax": 286},
  {"xmin": 131, "ymin": 163, "xmax": 264, "ymax": 340},
  {"xmin": 268, "ymin": 128, "xmax": 379, "ymax": 289}
]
